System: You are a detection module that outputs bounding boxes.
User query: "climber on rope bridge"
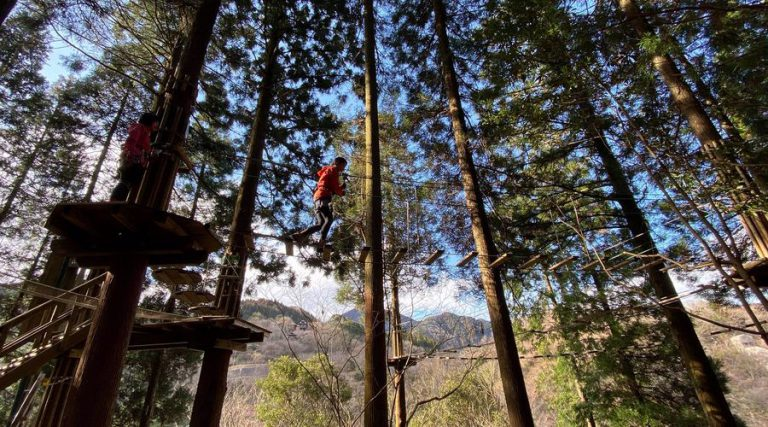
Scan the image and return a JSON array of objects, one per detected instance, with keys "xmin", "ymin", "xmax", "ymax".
[{"xmin": 291, "ymin": 157, "xmax": 347, "ymax": 249}]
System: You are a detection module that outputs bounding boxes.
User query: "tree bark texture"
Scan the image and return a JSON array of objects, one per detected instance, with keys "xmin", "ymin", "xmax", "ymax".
[
  {"xmin": 618, "ymin": 0, "xmax": 768, "ymax": 259},
  {"xmin": 432, "ymin": 0, "xmax": 534, "ymax": 425},
  {"xmin": 677, "ymin": 54, "xmax": 768, "ymax": 194},
  {"xmin": 362, "ymin": 0, "xmax": 389, "ymax": 425},
  {"xmin": 580, "ymin": 98, "xmax": 737, "ymax": 426},
  {"xmin": 189, "ymin": 348, "xmax": 232, "ymax": 427},
  {"xmin": 390, "ymin": 275, "xmax": 406, "ymax": 427}
]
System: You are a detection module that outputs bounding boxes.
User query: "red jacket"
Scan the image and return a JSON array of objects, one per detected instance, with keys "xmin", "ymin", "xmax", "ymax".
[
  {"xmin": 121, "ymin": 123, "xmax": 152, "ymax": 167},
  {"xmin": 313, "ymin": 165, "xmax": 345, "ymax": 200}
]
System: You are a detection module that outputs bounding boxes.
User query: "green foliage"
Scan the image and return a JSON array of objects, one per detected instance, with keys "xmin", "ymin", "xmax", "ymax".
[
  {"xmin": 536, "ymin": 358, "xmax": 582, "ymax": 426},
  {"xmin": 410, "ymin": 363, "xmax": 507, "ymax": 427},
  {"xmin": 255, "ymin": 354, "xmax": 351, "ymax": 427}
]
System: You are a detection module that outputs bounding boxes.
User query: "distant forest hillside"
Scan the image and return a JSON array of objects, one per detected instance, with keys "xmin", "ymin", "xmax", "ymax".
[{"xmin": 223, "ymin": 301, "xmax": 768, "ymax": 427}]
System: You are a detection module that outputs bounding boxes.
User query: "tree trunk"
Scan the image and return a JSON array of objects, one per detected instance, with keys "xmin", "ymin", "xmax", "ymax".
[
  {"xmin": 135, "ymin": 0, "xmax": 220, "ymax": 210},
  {"xmin": 190, "ymin": 6, "xmax": 283, "ymax": 426},
  {"xmin": 189, "ymin": 349, "xmax": 232, "ymax": 427},
  {"xmin": 677, "ymin": 54, "xmax": 768, "ymax": 194},
  {"xmin": 190, "ymin": 163, "xmax": 205, "ymax": 219},
  {"xmin": 63, "ymin": 257, "xmax": 147, "ymax": 427},
  {"xmin": 390, "ymin": 275, "xmax": 406, "ymax": 427},
  {"xmin": 618, "ymin": 0, "xmax": 768, "ymax": 259},
  {"xmin": 62, "ymin": 2, "xmax": 221, "ymax": 425},
  {"xmin": 151, "ymin": 34, "xmax": 186, "ymax": 118},
  {"xmin": 0, "ymin": 0, "xmax": 17, "ymax": 28},
  {"xmin": 579, "ymin": 97, "xmax": 737, "ymax": 426},
  {"xmin": 213, "ymin": 14, "xmax": 283, "ymax": 317},
  {"xmin": 83, "ymin": 90, "xmax": 129, "ymax": 202},
  {"xmin": 431, "ymin": 0, "xmax": 534, "ymax": 425},
  {"xmin": 0, "ymin": 119, "xmax": 53, "ymax": 225},
  {"xmin": 362, "ymin": 1, "xmax": 389, "ymax": 425}
]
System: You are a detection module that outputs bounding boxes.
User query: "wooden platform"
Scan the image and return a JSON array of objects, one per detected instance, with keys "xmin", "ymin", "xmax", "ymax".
[
  {"xmin": 129, "ymin": 316, "xmax": 270, "ymax": 351},
  {"xmin": 45, "ymin": 202, "xmax": 221, "ymax": 267}
]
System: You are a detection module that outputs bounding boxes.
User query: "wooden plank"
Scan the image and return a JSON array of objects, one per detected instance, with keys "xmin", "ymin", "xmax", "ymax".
[
  {"xmin": 581, "ymin": 259, "xmax": 600, "ymax": 271},
  {"xmin": 323, "ymin": 245, "xmax": 332, "ymax": 261},
  {"xmin": 422, "ymin": 249, "xmax": 444, "ymax": 265},
  {"xmin": 284, "ymin": 240, "xmax": 294, "ymax": 256},
  {"xmin": 46, "ymin": 203, "xmax": 222, "ymax": 255},
  {"xmin": 488, "ymin": 253, "xmax": 511, "ymax": 269},
  {"xmin": 519, "ymin": 254, "xmax": 542, "ymax": 271},
  {"xmin": 358, "ymin": 246, "xmax": 370, "ymax": 263},
  {"xmin": 390, "ymin": 248, "xmax": 407, "ymax": 264},
  {"xmin": 548, "ymin": 256, "xmax": 577, "ymax": 271},
  {"xmin": 456, "ymin": 251, "xmax": 478, "ymax": 267}
]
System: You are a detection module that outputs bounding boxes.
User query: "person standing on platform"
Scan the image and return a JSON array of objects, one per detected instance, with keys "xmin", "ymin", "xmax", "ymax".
[
  {"xmin": 110, "ymin": 112, "xmax": 160, "ymax": 202},
  {"xmin": 291, "ymin": 157, "xmax": 347, "ymax": 248}
]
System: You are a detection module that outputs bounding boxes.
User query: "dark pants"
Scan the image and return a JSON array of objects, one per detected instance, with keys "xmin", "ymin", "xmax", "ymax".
[
  {"xmin": 301, "ymin": 197, "xmax": 334, "ymax": 241},
  {"xmin": 110, "ymin": 163, "xmax": 145, "ymax": 202}
]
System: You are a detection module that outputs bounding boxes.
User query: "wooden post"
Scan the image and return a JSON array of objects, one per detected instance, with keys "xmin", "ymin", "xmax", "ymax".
[
  {"xmin": 189, "ymin": 348, "xmax": 232, "ymax": 427},
  {"xmin": 432, "ymin": 0, "xmax": 534, "ymax": 424},
  {"xmin": 362, "ymin": 0, "xmax": 389, "ymax": 424},
  {"xmin": 62, "ymin": 259, "xmax": 145, "ymax": 426}
]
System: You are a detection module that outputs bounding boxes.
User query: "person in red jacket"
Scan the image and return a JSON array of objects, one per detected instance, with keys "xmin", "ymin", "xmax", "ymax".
[
  {"xmin": 292, "ymin": 157, "xmax": 347, "ymax": 247},
  {"xmin": 110, "ymin": 112, "xmax": 160, "ymax": 201}
]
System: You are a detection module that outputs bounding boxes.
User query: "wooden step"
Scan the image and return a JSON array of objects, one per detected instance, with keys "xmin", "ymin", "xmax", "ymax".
[
  {"xmin": 152, "ymin": 268, "xmax": 203, "ymax": 286},
  {"xmin": 0, "ymin": 328, "xmax": 89, "ymax": 391},
  {"xmin": 174, "ymin": 290, "xmax": 215, "ymax": 305}
]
